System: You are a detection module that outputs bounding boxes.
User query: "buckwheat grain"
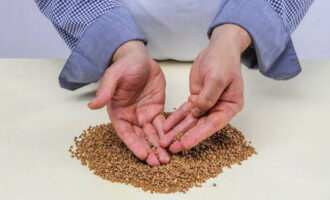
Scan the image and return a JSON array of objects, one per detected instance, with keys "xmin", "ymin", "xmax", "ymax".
[{"xmin": 69, "ymin": 113, "xmax": 256, "ymax": 193}]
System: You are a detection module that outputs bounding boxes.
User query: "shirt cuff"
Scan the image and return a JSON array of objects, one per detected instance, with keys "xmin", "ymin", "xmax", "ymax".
[
  {"xmin": 208, "ymin": 0, "xmax": 302, "ymax": 80},
  {"xmin": 59, "ymin": 6, "xmax": 147, "ymax": 90}
]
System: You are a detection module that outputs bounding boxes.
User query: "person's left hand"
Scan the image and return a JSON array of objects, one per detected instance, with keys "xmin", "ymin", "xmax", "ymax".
[{"xmin": 160, "ymin": 24, "xmax": 252, "ymax": 153}]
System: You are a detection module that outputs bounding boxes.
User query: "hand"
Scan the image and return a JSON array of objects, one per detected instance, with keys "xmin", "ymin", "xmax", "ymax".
[
  {"xmin": 160, "ymin": 24, "xmax": 251, "ymax": 153},
  {"xmin": 88, "ymin": 40, "xmax": 169, "ymax": 166}
]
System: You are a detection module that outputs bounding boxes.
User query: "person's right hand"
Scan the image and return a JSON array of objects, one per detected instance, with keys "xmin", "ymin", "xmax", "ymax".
[{"xmin": 88, "ymin": 40, "xmax": 169, "ymax": 166}]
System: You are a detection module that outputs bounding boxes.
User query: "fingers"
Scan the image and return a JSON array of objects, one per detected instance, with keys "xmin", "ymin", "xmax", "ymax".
[
  {"xmin": 152, "ymin": 115, "xmax": 171, "ymax": 164},
  {"xmin": 155, "ymin": 147, "xmax": 170, "ymax": 164},
  {"xmin": 115, "ymin": 118, "xmax": 170, "ymax": 166},
  {"xmin": 163, "ymin": 101, "xmax": 194, "ymax": 133},
  {"xmin": 133, "ymin": 125, "xmax": 145, "ymax": 138},
  {"xmin": 188, "ymin": 94, "xmax": 198, "ymax": 103},
  {"xmin": 152, "ymin": 114, "xmax": 166, "ymax": 138},
  {"xmin": 146, "ymin": 153, "xmax": 160, "ymax": 166},
  {"xmin": 114, "ymin": 121, "xmax": 148, "ymax": 161},
  {"xmin": 180, "ymin": 117, "xmax": 218, "ymax": 150},
  {"xmin": 181, "ymin": 103, "xmax": 239, "ymax": 150},
  {"xmin": 191, "ymin": 75, "xmax": 227, "ymax": 117},
  {"xmin": 143, "ymin": 123, "xmax": 170, "ymax": 164},
  {"xmin": 134, "ymin": 125, "xmax": 161, "ymax": 166},
  {"xmin": 88, "ymin": 67, "xmax": 119, "ymax": 110},
  {"xmin": 143, "ymin": 124, "xmax": 160, "ymax": 147},
  {"xmin": 169, "ymin": 141, "xmax": 184, "ymax": 153},
  {"xmin": 160, "ymin": 113, "xmax": 198, "ymax": 148}
]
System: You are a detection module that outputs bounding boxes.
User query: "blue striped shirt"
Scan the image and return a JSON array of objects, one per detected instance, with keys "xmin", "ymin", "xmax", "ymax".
[{"xmin": 35, "ymin": 0, "xmax": 314, "ymax": 90}]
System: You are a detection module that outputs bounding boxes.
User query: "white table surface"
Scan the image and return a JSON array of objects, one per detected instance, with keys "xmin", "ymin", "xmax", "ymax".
[{"xmin": 1, "ymin": 59, "xmax": 330, "ymax": 200}]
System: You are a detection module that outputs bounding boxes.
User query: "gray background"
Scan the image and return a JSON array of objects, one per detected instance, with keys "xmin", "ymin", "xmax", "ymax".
[{"xmin": 0, "ymin": 0, "xmax": 329, "ymax": 59}]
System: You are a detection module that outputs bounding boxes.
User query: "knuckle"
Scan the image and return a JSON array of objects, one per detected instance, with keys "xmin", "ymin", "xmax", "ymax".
[
  {"xmin": 200, "ymin": 60, "xmax": 217, "ymax": 71},
  {"xmin": 229, "ymin": 72, "xmax": 242, "ymax": 82},
  {"xmin": 208, "ymin": 73, "xmax": 222, "ymax": 83},
  {"xmin": 206, "ymin": 71, "xmax": 227, "ymax": 86}
]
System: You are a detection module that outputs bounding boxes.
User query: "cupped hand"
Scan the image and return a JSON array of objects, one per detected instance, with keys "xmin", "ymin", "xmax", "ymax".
[
  {"xmin": 160, "ymin": 24, "xmax": 252, "ymax": 153},
  {"xmin": 88, "ymin": 41, "xmax": 169, "ymax": 166}
]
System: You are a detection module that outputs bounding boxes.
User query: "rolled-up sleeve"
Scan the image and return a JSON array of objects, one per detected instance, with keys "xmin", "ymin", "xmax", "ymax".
[
  {"xmin": 35, "ymin": 0, "xmax": 147, "ymax": 90},
  {"xmin": 208, "ymin": 0, "xmax": 314, "ymax": 80}
]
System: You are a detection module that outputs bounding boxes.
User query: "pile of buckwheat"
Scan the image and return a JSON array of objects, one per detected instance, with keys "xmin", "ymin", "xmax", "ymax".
[{"xmin": 69, "ymin": 113, "xmax": 256, "ymax": 193}]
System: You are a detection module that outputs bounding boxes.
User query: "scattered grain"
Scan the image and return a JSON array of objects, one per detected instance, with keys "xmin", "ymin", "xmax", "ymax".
[{"xmin": 69, "ymin": 113, "xmax": 256, "ymax": 193}]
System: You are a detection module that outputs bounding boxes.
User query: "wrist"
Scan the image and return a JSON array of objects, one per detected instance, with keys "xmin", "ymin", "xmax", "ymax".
[
  {"xmin": 210, "ymin": 24, "xmax": 252, "ymax": 53},
  {"xmin": 112, "ymin": 40, "xmax": 147, "ymax": 62}
]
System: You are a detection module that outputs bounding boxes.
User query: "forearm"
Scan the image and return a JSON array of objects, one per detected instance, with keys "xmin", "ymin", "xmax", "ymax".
[
  {"xmin": 208, "ymin": 0, "xmax": 314, "ymax": 80},
  {"xmin": 34, "ymin": 0, "xmax": 147, "ymax": 90},
  {"xmin": 210, "ymin": 24, "xmax": 252, "ymax": 54},
  {"xmin": 112, "ymin": 40, "xmax": 147, "ymax": 62}
]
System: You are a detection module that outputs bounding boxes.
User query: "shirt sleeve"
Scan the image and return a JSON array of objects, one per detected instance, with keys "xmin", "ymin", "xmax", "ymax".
[
  {"xmin": 35, "ymin": 0, "xmax": 147, "ymax": 90},
  {"xmin": 208, "ymin": 0, "xmax": 314, "ymax": 80}
]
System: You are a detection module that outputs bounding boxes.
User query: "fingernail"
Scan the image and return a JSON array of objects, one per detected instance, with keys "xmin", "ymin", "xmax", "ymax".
[{"xmin": 191, "ymin": 107, "xmax": 201, "ymax": 116}]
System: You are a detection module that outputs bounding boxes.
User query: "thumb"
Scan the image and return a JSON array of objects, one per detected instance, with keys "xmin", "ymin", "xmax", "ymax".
[
  {"xmin": 191, "ymin": 77, "xmax": 226, "ymax": 117},
  {"xmin": 88, "ymin": 68, "xmax": 119, "ymax": 109}
]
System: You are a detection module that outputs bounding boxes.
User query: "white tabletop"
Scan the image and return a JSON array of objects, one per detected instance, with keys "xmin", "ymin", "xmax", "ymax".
[{"xmin": 1, "ymin": 59, "xmax": 330, "ymax": 200}]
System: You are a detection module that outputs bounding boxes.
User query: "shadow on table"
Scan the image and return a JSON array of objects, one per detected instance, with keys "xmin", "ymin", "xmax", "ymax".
[{"xmin": 75, "ymin": 90, "xmax": 96, "ymax": 101}]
